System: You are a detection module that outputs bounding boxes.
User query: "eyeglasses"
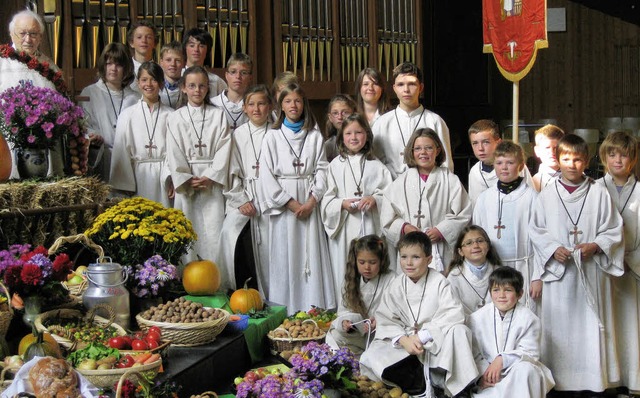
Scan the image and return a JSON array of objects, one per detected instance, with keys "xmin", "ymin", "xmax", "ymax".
[
  {"xmin": 461, "ymin": 238, "xmax": 488, "ymax": 247},
  {"xmin": 227, "ymin": 69, "xmax": 251, "ymax": 77},
  {"xmin": 330, "ymin": 110, "xmax": 352, "ymax": 118},
  {"xmin": 413, "ymin": 146, "xmax": 436, "ymax": 153},
  {"xmin": 15, "ymin": 31, "xmax": 41, "ymax": 39}
]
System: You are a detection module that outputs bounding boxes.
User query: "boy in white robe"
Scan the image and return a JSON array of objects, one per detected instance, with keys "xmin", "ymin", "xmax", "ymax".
[
  {"xmin": 531, "ymin": 124, "xmax": 564, "ymax": 192},
  {"xmin": 473, "ymin": 141, "xmax": 540, "ymax": 312},
  {"xmin": 127, "ymin": 20, "xmax": 156, "ymax": 92},
  {"xmin": 158, "ymin": 41, "xmax": 184, "ymax": 109},
  {"xmin": 468, "ymin": 266, "xmax": 555, "ymax": 398},
  {"xmin": 467, "ymin": 120, "xmax": 532, "ymax": 203},
  {"xmin": 211, "ymin": 53, "xmax": 252, "ymax": 130},
  {"xmin": 372, "ymin": 62, "xmax": 453, "ymax": 178},
  {"xmin": 181, "ymin": 28, "xmax": 227, "ymax": 100},
  {"xmin": 596, "ymin": 131, "xmax": 640, "ymax": 396},
  {"xmin": 360, "ymin": 231, "xmax": 478, "ymax": 397},
  {"xmin": 530, "ymin": 134, "xmax": 625, "ymax": 393}
]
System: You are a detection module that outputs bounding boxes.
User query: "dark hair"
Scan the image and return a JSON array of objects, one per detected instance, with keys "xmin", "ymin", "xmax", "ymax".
[
  {"xmin": 271, "ymin": 83, "xmax": 317, "ymax": 131},
  {"xmin": 178, "ymin": 66, "xmax": 213, "ymax": 107},
  {"xmin": 137, "ymin": 61, "xmax": 165, "ymax": 87},
  {"xmin": 243, "ymin": 84, "xmax": 273, "ymax": 105},
  {"xmin": 489, "ymin": 266, "xmax": 524, "ymax": 296},
  {"xmin": 336, "ymin": 113, "xmax": 375, "ymax": 159},
  {"xmin": 556, "ymin": 133, "xmax": 589, "ymax": 161},
  {"xmin": 404, "ymin": 128, "xmax": 446, "ymax": 168},
  {"xmin": 97, "ymin": 42, "xmax": 134, "ymax": 88},
  {"xmin": 354, "ymin": 67, "xmax": 390, "ymax": 116},
  {"xmin": 392, "ymin": 62, "xmax": 423, "ymax": 84},
  {"xmin": 468, "ymin": 119, "xmax": 500, "ymax": 140},
  {"xmin": 182, "ymin": 28, "xmax": 213, "ymax": 65},
  {"xmin": 343, "ymin": 235, "xmax": 391, "ymax": 317},
  {"xmin": 447, "ymin": 225, "xmax": 501, "ymax": 276},
  {"xmin": 324, "ymin": 94, "xmax": 357, "ymax": 140},
  {"xmin": 599, "ymin": 130, "xmax": 638, "ymax": 171},
  {"xmin": 127, "ymin": 20, "xmax": 158, "ymax": 47},
  {"xmin": 398, "ymin": 231, "xmax": 432, "ymax": 256}
]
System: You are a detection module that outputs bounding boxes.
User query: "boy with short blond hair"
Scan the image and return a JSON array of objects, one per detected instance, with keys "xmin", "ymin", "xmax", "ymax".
[
  {"xmin": 211, "ymin": 53, "xmax": 253, "ymax": 129},
  {"xmin": 158, "ymin": 41, "xmax": 184, "ymax": 109},
  {"xmin": 530, "ymin": 134, "xmax": 624, "ymax": 393},
  {"xmin": 473, "ymin": 140, "xmax": 541, "ymax": 313},
  {"xmin": 531, "ymin": 124, "xmax": 564, "ymax": 192}
]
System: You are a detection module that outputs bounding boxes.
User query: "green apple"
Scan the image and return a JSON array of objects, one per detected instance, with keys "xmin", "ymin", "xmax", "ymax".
[{"xmin": 67, "ymin": 275, "xmax": 84, "ymax": 286}]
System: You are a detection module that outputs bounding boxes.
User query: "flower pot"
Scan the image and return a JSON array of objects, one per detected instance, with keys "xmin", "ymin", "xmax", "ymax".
[{"xmin": 14, "ymin": 147, "xmax": 48, "ymax": 179}]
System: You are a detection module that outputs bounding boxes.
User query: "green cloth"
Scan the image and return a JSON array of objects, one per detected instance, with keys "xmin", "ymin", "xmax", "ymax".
[{"xmin": 243, "ymin": 305, "xmax": 287, "ymax": 363}]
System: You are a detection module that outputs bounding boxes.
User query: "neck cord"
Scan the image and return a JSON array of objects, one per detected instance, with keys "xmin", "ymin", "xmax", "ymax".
[
  {"xmin": 555, "ymin": 179, "xmax": 590, "ymax": 245},
  {"xmin": 105, "ymin": 83, "xmax": 124, "ymax": 128},
  {"xmin": 458, "ymin": 266, "xmax": 489, "ymax": 307},
  {"xmin": 220, "ymin": 92, "xmax": 244, "ymax": 129},
  {"xmin": 394, "ymin": 108, "xmax": 424, "ymax": 148},
  {"xmin": 494, "ymin": 303, "xmax": 516, "ymax": 353},
  {"xmin": 495, "ymin": 191, "xmax": 504, "ymax": 239},
  {"xmin": 248, "ymin": 122, "xmax": 268, "ymax": 177},
  {"xmin": 163, "ymin": 87, "xmax": 173, "ymax": 108},
  {"xmin": 404, "ymin": 271, "xmax": 429, "ymax": 334},
  {"xmin": 345, "ymin": 154, "xmax": 366, "ymax": 197},
  {"xmin": 279, "ymin": 127, "xmax": 309, "ymax": 175},
  {"xmin": 188, "ymin": 105, "xmax": 207, "ymax": 156},
  {"xmin": 364, "ymin": 275, "xmax": 382, "ymax": 317},
  {"xmin": 479, "ymin": 162, "xmax": 490, "ymax": 188},
  {"xmin": 416, "ymin": 173, "xmax": 427, "ymax": 229},
  {"xmin": 140, "ymin": 101, "xmax": 161, "ymax": 157},
  {"xmin": 604, "ymin": 176, "xmax": 637, "ymax": 214}
]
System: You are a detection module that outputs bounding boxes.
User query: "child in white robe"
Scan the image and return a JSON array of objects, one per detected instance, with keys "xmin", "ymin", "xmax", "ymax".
[
  {"xmin": 217, "ymin": 85, "xmax": 272, "ymax": 292},
  {"xmin": 127, "ymin": 20, "xmax": 156, "ymax": 92},
  {"xmin": 380, "ymin": 128, "xmax": 472, "ymax": 272},
  {"xmin": 531, "ymin": 124, "xmax": 564, "ymax": 192},
  {"xmin": 259, "ymin": 83, "xmax": 336, "ymax": 313},
  {"xmin": 270, "ymin": 71, "xmax": 299, "ymax": 121},
  {"xmin": 446, "ymin": 226, "xmax": 500, "ymax": 317},
  {"xmin": 181, "ymin": 28, "xmax": 227, "ymax": 100},
  {"xmin": 354, "ymin": 67, "xmax": 391, "ymax": 127},
  {"xmin": 360, "ymin": 231, "xmax": 478, "ymax": 397},
  {"xmin": 468, "ymin": 266, "xmax": 555, "ymax": 398},
  {"xmin": 79, "ymin": 42, "xmax": 140, "ymax": 181},
  {"xmin": 323, "ymin": 94, "xmax": 357, "ymax": 162},
  {"xmin": 321, "ymin": 113, "xmax": 392, "ymax": 297},
  {"xmin": 211, "ymin": 53, "xmax": 253, "ymax": 130},
  {"xmin": 597, "ymin": 131, "xmax": 640, "ymax": 396},
  {"xmin": 473, "ymin": 141, "xmax": 540, "ymax": 313},
  {"xmin": 530, "ymin": 134, "xmax": 625, "ymax": 393},
  {"xmin": 158, "ymin": 41, "xmax": 184, "ymax": 110},
  {"xmin": 327, "ymin": 235, "xmax": 395, "ymax": 355},
  {"xmin": 110, "ymin": 62, "xmax": 174, "ymax": 207},
  {"xmin": 166, "ymin": 66, "xmax": 231, "ymax": 266}
]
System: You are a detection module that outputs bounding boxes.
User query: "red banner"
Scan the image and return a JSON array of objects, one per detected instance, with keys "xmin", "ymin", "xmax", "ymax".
[{"xmin": 483, "ymin": 0, "xmax": 548, "ymax": 82}]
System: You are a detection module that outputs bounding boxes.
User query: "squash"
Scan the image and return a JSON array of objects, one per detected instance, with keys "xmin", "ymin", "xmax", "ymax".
[
  {"xmin": 183, "ymin": 257, "xmax": 221, "ymax": 295},
  {"xmin": 229, "ymin": 278, "xmax": 264, "ymax": 314},
  {"xmin": 19, "ymin": 326, "xmax": 62, "ymax": 359}
]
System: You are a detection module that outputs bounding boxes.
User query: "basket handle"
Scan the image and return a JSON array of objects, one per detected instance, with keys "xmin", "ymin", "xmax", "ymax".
[
  {"xmin": 47, "ymin": 233, "xmax": 104, "ymax": 260},
  {"xmin": 115, "ymin": 369, "xmax": 150, "ymax": 398},
  {"xmin": 273, "ymin": 327, "xmax": 292, "ymax": 342},
  {"xmin": 197, "ymin": 392, "xmax": 219, "ymax": 398},
  {"xmin": 0, "ymin": 364, "xmax": 21, "ymax": 382},
  {"xmin": 0, "ymin": 282, "xmax": 13, "ymax": 316},
  {"xmin": 302, "ymin": 319, "xmax": 319, "ymax": 327},
  {"xmin": 86, "ymin": 303, "xmax": 116, "ymax": 327}
]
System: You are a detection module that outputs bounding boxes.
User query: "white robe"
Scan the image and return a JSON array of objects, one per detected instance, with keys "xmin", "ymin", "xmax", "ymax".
[
  {"xmin": 181, "ymin": 68, "xmax": 227, "ymax": 100},
  {"xmin": 447, "ymin": 263, "xmax": 495, "ymax": 317},
  {"xmin": 217, "ymin": 121, "xmax": 270, "ymax": 292},
  {"xmin": 110, "ymin": 100, "xmax": 173, "ymax": 207},
  {"xmin": 532, "ymin": 164, "xmax": 561, "ymax": 192},
  {"xmin": 530, "ymin": 178, "xmax": 625, "ymax": 391},
  {"xmin": 211, "ymin": 91, "xmax": 248, "ymax": 130},
  {"xmin": 321, "ymin": 154, "xmax": 392, "ymax": 298},
  {"xmin": 468, "ymin": 302, "xmax": 555, "ymax": 398},
  {"xmin": 79, "ymin": 80, "xmax": 140, "ymax": 181},
  {"xmin": 166, "ymin": 104, "xmax": 231, "ymax": 265},
  {"xmin": 259, "ymin": 125, "xmax": 336, "ymax": 313},
  {"xmin": 473, "ymin": 182, "xmax": 540, "ymax": 312},
  {"xmin": 467, "ymin": 161, "xmax": 533, "ymax": 204},
  {"xmin": 360, "ymin": 272, "xmax": 479, "ymax": 396},
  {"xmin": 159, "ymin": 85, "xmax": 181, "ymax": 110},
  {"xmin": 372, "ymin": 106, "xmax": 453, "ymax": 178},
  {"xmin": 597, "ymin": 173, "xmax": 640, "ymax": 392},
  {"xmin": 380, "ymin": 167, "xmax": 472, "ymax": 272},
  {"xmin": 328, "ymin": 271, "xmax": 396, "ymax": 354}
]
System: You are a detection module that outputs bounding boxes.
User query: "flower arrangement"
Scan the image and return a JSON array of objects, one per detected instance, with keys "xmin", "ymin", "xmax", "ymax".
[
  {"xmin": 236, "ymin": 373, "xmax": 324, "ymax": 398},
  {"xmin": 126, "ymin": 255, "xmax": 179, "ymax": 298},
  {"xmin": 85, "ymin": 197, "xmax": 197, "ymax": 266},
  {"xmin": 0, "ymin": 80, "xmax": 86, "ymax": 150},
  {"xmin": 0, "ymin": 44, "xmax": 67, "ymax": 93},
  {"xmin": 0, "ymin": 244, "xmax": 73, "ymax": 307}
]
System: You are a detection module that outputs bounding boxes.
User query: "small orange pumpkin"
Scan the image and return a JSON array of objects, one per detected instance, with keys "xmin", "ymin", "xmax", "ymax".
[
  {"xmin": 229, "ymin": 278, "xmax": 263, "ymax": 314},
  {"xmin": 183, "ymin": 257, "xmax": 221, "ymax": 295}
]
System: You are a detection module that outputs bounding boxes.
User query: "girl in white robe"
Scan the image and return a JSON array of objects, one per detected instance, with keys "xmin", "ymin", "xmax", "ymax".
[
  {"xmin": 217, "ymin": 85, "xmax": 272, "ymax": 292},
  {"xmin": 327, "ymin": 235, "xmax": 396, "ymax": 355},
  {"xmin": 259, "ymin": 83, "xmax": 335, "ymax": 313},
  {"xmin": 354, "ymin": 68, "xmax": 391, "ymax": 128},
  {"xmin": 167, "ymin": 66, "xmax": 231, "ymax": 266},
  {"xmin": 79, "ymin": 42, "xmax": 140, "ymax": 181},
  {"xmin": 380, "ymin": 128, "xmax": 472, "ymax": 272},
  {"xmin": 530, "ymin": 134, "xmax": 625, "ymax": 393},
  {"xmin": 468, "ymin": 266, "xmax": 555, "ymax": 398},
  {"xmin": 321, "ymin": 114, "xmax": 392, "ymax": 298},
  {"xmin": 596, "ymin": 131, "xmax": 640, "ymax": 395},
  {"xmin": 110, "ymin": 62, "xmax": 173, "ymax": 208},
  {"xmin": 446, "ymin": 226, "xmax": 501, "ymax": 317}
]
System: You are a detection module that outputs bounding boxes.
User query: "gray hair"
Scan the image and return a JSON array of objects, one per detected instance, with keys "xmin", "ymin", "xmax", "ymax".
[{"xmin": 9, "ymin": 9, "xmax": 44, "ymax": 36}]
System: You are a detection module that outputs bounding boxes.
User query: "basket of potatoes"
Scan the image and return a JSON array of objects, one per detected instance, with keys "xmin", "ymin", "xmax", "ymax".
[
  {"xmin": 135, "ymin": 297, "xmax": 230, "ymax": 347},
  {"xmin": 267, "ymin": 318, "xmax": 326, "ymax": 354}
]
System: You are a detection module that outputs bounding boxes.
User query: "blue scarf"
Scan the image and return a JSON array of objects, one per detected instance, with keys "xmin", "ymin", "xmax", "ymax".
[
  {"xmin": 165, "ymin": 81, "xmax": 180, "ymax": 91},
  {"xmin": 283, "ymin": 118, "xmax": 304, "ymax": 133}
]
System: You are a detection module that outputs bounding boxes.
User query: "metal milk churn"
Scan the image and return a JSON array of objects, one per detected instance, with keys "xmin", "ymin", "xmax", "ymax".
[{"xmin": 82, "ymin": 258, "xmax": 130, "ymax": 329}]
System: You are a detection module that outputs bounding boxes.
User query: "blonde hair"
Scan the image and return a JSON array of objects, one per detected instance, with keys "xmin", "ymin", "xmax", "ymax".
[
  {"xmin": 599, "ymin": 130, "xmax": 638, "ymax": 172},
  {"xmin": 534, "ymin": 124, "xmax": 564, "ymax": 145}
]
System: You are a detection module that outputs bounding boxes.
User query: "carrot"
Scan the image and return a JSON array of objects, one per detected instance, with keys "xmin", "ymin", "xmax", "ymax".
[
  {"xmin": 133, "ymin": 352, "xmax": 152, "ymax": 364},
  {"xmin": 143, "ymin": 353, "xmax": 161, "ymax": 365},
  {"xmin": 230, "ymin": 315, "xmax": 241, "ymax": 321}
]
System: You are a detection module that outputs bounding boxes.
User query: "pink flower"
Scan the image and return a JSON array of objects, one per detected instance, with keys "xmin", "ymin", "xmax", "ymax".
[
  {"xmin": 20, "ymin": 264, "xmax": 42, "ymax": 286},
  {"xmin": 27, "ymin": 135, "xmax": 36, "ymax": 143}
]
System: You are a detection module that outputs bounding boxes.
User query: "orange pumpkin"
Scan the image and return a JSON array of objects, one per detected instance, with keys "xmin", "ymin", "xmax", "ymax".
[
  {"xmin": 229, "ymin": 278, "xmax": 263, "ymax": 314},
  {"xmin": 18, "ymin": 330, "xmax": 62, "ymax": 358},
  {"xmin": 183, "ymin": 258, "xmax": 221, "ymax": 295}
]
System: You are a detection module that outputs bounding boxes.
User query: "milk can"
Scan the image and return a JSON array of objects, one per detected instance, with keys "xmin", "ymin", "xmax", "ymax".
[{"xmin": 82, "ymin": 258, "xmax": 130, "ymax": 329}]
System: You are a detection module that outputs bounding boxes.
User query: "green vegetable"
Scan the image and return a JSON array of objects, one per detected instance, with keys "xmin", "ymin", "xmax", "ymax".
[{"xmin": 68, "ymin": 342, "xmax": 120, "ymax": 367}]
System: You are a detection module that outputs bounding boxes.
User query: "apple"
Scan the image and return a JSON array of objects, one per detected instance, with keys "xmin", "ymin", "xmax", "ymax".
[
  {"xmin": 75, "ymin": 265, "xmax": 88, "ymax": 276},
  {"xmin": 67, "ymin": 275, "xmax": 84, "ymax": 286},
  {"xmin": 243, "ymin": 371, "xmax": 259, "ymax": 383},
  {"xmin": 234, "ymin": 377, "xmax": 244, "ymax": 385}
]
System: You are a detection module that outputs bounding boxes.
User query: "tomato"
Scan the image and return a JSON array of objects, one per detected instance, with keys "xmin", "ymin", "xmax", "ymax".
[
  {"xmin": 145, "ymin": 331, "xmax": 161, "ymax": 344},
  {"xmin": 121, "ymin": 336, "xmax": 133, "ymax": 349},
  {"xmin": 134, "ymin": 331, "xmax": 146, "ymax": 340},
  {"xmin": 131, "ymin": 339, "xmax": 148, "ymax": 351},
  {"xmin": 145, "ymin": 338, "xmax": 159, "ymax": 349},
  {"xmin": 148, "ymin": 326, "xmax": 162, "ymax": 337},
  {"xmin": 115, "ymin": 354, "xmax": 135, "ymax": 368},
  {"xmin": 107, "ymin": 336, "xmax": 126, "ymax": 350}
]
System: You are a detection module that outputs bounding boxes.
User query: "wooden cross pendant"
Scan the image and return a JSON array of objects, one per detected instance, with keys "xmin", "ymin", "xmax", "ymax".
[
  {"xmin": 414, "ymin": 210, "xmax": 425, "ymax": 229},
  {"xmin": 354, "ymin": 188, "xmax": 363, "ymax": 197},
  {"xmin": 413, "ymin": 322, "xmax": 419, "ymax": 335},
  {"xmin": 195, "ymin": 139, "xmax": 207, "ymax": 157},
  {"xmin": 494, "ymin": 221, "xmax": 505, "ymax": 239},
  {"xmin": 145, "ymin": 140, "xmax": 157, "ymax": 157},
  {"xmin": 293, "ymin": 158, "xmax": 305, "ymax": 175},
  {"xmin": 570, "ymin": 225, "xmax": 583, "ymax": 245},
  {"xmin": 252, "ymin": 161, "xmax": 259, "ymax": 177}
]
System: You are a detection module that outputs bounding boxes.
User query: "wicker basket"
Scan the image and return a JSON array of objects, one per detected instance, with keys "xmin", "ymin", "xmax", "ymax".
[
  {"xmin": 0, "ymin": 365, "xmax": 20, "ymax": 394},
  {"xmin": 0, "ymin": 283, "xmax": 13, "ymax": 339},
  {"xmin": 79, "ymin": 357, "xmax": 162, "ymax": 389},
  {"xmin": 136, "ymin": 309, "xmax": 230, "ymax": 347},
  {"xmin": 34, "ymin": 304, "xmax": 127, "ymax": 350},
  {"xmin": 190, "ymin": 392, "xmax": 219, "ymax": 398},
  {"xmin": 267, "ymin": 319, "xmax": 326, "ymax": 354}
]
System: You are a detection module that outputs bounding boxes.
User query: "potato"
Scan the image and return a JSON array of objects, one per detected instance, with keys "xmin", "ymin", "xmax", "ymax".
[{"xmin": 388, "ymin": 387, "xmax": 403, "ymax": 398}]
